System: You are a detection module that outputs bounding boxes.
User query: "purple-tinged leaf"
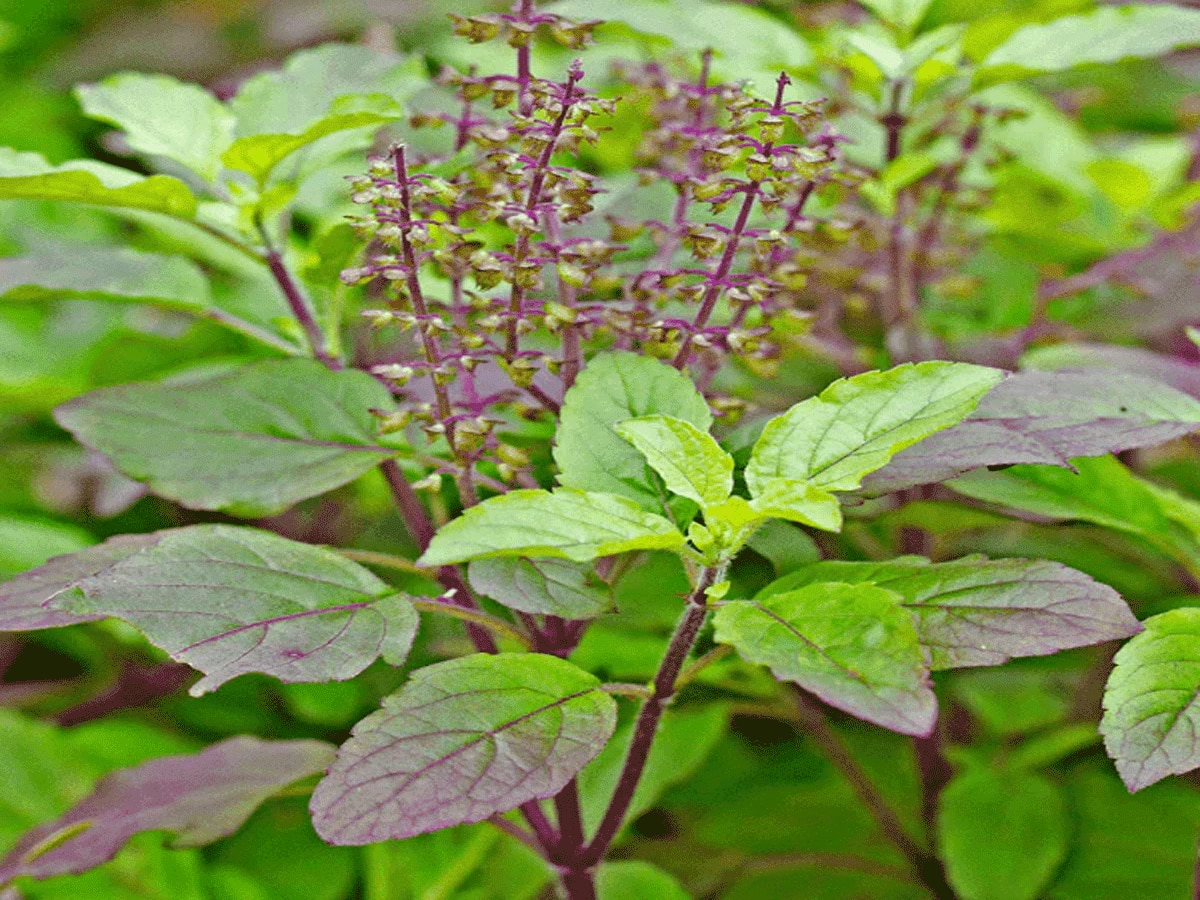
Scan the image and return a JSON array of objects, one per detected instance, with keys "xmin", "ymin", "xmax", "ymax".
[
  {"xmin": 712, "ymin": 583, "xmax": 937, "ymax": 736},
  {"xmin": 0, "ymin": 533, "xmax": 159, "ymax": 632},
  {"xmin": 46, "ymin": 525, "xmax": 417, "ymax": 695},
  {"xmin": 863, "ymin": 369, "xmax": 1200, "ymax": 494},
  {"xmin": 0, "ymin": 736, "xmax": 333, "ymax": 883},
  {"xmin": 1102, "ymin": 608, "xmax": 1200, "ymax": 791},
  {"xmin": 53, "ymin": 359, "xmax": 403, "ymax": 517},
  {"xmin": 310, "ymin": 653, "xmax": 617, "ymax": 843},
  {"xmin": 1023, "ymin": 343, "xmax": 1200, "ymax": 399},
  {"xmin": 467, "ymin": 557, "xmax": 613, "ymax": 619},
  {"xmin": 762, "ymin": 556, "xmax": 1141, "ymax": 669}
]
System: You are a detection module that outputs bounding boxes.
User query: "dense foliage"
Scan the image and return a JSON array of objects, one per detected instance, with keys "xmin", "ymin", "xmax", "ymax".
[{"xmin": 2, "ymin": 1, "xmax": 1200, "ymax": 897}]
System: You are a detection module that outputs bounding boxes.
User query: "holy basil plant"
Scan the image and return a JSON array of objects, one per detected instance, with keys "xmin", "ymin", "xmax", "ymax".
[{"xmin": 1, "ymin": 0, "xmax": 1200, "ymax": 898}]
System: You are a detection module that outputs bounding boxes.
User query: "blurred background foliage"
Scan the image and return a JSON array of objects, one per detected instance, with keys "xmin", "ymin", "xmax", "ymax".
[{"xmin": 1, "ymin": 0, "xmax": 1199, "ymax": 897}]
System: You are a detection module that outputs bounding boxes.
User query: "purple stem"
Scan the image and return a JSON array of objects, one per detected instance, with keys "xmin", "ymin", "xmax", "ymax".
[
  {"xmin": 263, "ymin": 246, "xmax": 341, "ymax": 370},
  {"xmin": 578, "ymin": 566, "xmax": 717, "ymax": 866}
]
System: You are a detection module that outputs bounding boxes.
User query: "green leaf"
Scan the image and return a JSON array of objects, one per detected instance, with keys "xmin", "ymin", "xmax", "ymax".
[
  {"xmin": 548, "ymin": 0, "xmax": 813, "ymax": 69},
  {"xmin": 948, "ymin": 455, "xmax": 1200, "ymax": 570},
  {"xmin": 979, "ymin": 6, "xmax": 1200, "ymax": 84},
  {"xmin": 75, "ymin": 74, "xmax": 235, "ymax": 183},
  {"xmin": 0, "ymin": 149, "xmax": 197, "ymax": 218},
  {"xmin": 0, "ymin": 736, "xmax": 334, "ymax": 884},
  {"xmin": 745, "ymin": 362, "xmax": 1003, "ymax": 495},
  {"xmin": 419, "ymin": 489, "xmax": 685, "ymax": 566},
  {"xmin": 857, "ymin": 0, "xmax": 935, "ymax": 32},
  {"xmin": 228, "ymin": 44, "xmax": 423, "ymax": 137},
  {"xmin": 555, "ymin": 352, "xmax": 712, "ymax": 510},
  {"xmin": 1102, "ymin": 608, "xmax": 1200, "ymax": 791},
  {"xmin": 713, "ymin": 583, "xmax": 936, "ymax": 735},
  {"xmin": 43, "ymin": 525, "xmax": 417, "ymax": 695},
  {"xmin": 0, "ymin": 515, "xmax": 93, "ymax": 581},
  {"xmin": 221, "ymin": 111, "xmax": 399, "ymax": 187},
  {"xmin": 467, "ymin": 557, "xmax": 613, "ymax": 619},
  {"xmin": 937, "ymin": 768, "xmax": 1068, "ymax": 900},
  {"xmin": 0, "ymin": 247, "xmax": 208, "ymax": 312},
  {"xmin": 53, "ymin": 359, "xmax": 402, "ymax": 517},
  {"xmin": 762, "ymin": 556, "xmax": 1141, "ymax": 669},
  {"xmin": 747, "ymin": 479, "xmax": 843, "ymax": 531},
  {"xmin": 595, "ymin": 861, "xmax": 690, "ymax": 900},
  {"xmin": 615, "ymin": 414, "xmax": 733, "ymax": 508},
  {"xmin": 310, "ymin": 654, "xmax": 617, "ymax": 843}
]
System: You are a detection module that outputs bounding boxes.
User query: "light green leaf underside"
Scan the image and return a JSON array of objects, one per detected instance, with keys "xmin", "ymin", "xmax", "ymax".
[
  {"xmin": 0, "ymin": 246, "xmax": 209, "ymax": 311},
  {"xmin": 746, "ymin": 361, "xmax": 1003, "ymax": 495},
  {"xmin": 48, "ymin": 525, "xmax": 416, "ymax": 696},
  {"xmin": 1102, "ymin": 608, "xmax": 1200, "ymax": 791},
  {"xmin": 467, "ymin": 556, "xmax": 613, "ymax": 618},
  {"xmin": 53, "ymin": 358, "xmax": 402, "ymax": 517},
  {"xmin": 76, "ymin": 73, "xmax": 236, "ymax": 182},
  {"xmin": 420, "ymin": 489, "xmax": 685, "ymax": 566},
  {"xmin": 713, "ymin": 582, "xmax": 936, "ymax": 735},
  {"xmin": 747, "ymin": 479, "xmax": 843, "ymax": 531},
  {"xmin": 980, "ymin": 5, "xmax": 1200, "ymax": 83},
  {"xmin": 615, "ymin": 414, "xmax": 733, "ymax": 508},
  {"xmin": 0, "ymin": 148, "xmax": 197, "ymax": 218},
  {"xmin": 555, "ymin": 351, "xmax": 712, "ymax": 510}
]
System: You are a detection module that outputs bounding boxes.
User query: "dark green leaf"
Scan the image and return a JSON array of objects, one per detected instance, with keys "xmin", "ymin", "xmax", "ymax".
[
  {"xmin": 937, "ymin": 768, "xmax": 1068, "ymax": 900},
  {"xmin": 1102, "ymin": 608, "xmax": 1200, "ymax": 791},
  {"xmin": 310, "ymin": 654, "xmax": 617, "ymax": 842},
  {"xmin": 713, "ymin": 583, "xmax": 936, "ymax": 735},
  {"xmin": 54, "ymin": 359, "xmax": 402, "ymax": 516}
]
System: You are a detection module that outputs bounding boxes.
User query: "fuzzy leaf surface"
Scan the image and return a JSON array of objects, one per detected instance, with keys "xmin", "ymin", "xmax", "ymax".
[
  {"xmin": 310, "ymin": 653, "xmax": 617, "ymax": 843},
  {"xmin": 763, "ymin": 556, "xmax": 1141, "ymax": 669},
  {"xmin": 1102, "ymin": 608, "xmax": 1200, "ymax": 791},
  {"xmin": 713, "ymin": 583, "xmax": 936, "ymax": 735},
  {"xmin": 46, "ymin": 525, "xmax": 416, "ymax": 695},
  {"xmin": 0, "ymin": 148, "xmax": 196, "ymax": 218},
  {"xmin": 76, "ymin": 74, "xmax": 235, "ymax": 182},
  {"xmin": 54, "ymin": 359, "xmax": 401, "ymax": 516},
  {"xmin": 746, "ymin": 361, "xmax": 1003, "ymax": 495},
  {"xmin": 0, "ymin": 534, "xmax": 156, "ymax": 632},
  {"xmin": 937, "ymin": 768, "xmax": 1068, "ymax": 900},
  {"xmin": 419, "ymin": 489, "xmax": 684, "ymax": 566},
  {"xmin": 866, "ymin": 369, "xmax": 1200, "ymax": 493},
  {"xmin": 615, "ymin": 414, "xmax": 733, "ymax": 508},
  {"xmin": 554, "ymin": 352, "xmax": 712, "ymax": 510},
  {"xmin": 467, "ymin": 557, "xmax": 612, "ymax": 618},
  {"xmin": 980, "ymin": 6, "xmax": 1200, "ymax": 82},
  {"xmin": 0, "ymin": 736, "xmax": 334, "ymax": 883},
  {"xmin": 0, "ymin": 247, "xmax": 209, "ymax": 312}
]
